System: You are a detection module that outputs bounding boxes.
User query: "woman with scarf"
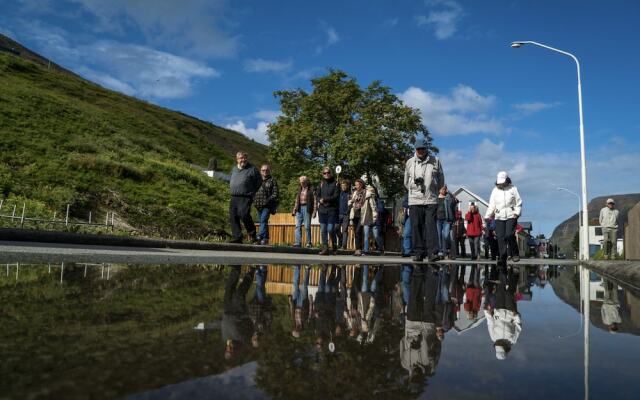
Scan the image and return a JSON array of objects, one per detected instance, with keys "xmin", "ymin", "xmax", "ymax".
[{"xmin": 349, "ymin": 179, "xmax": 367, "ymax": 256}]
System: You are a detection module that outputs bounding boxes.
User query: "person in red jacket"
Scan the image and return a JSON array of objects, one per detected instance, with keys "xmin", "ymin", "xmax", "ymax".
[{"xmin": 465, "ymin": 202, "xmax": 484, "ymax": 260}]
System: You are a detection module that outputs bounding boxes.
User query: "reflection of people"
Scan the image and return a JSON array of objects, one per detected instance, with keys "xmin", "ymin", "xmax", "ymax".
[
  {"xmin": 464, "ymin": 265, "xmax": 482, "ymax": 320},
  {"xmin": 314, "ymin": 265, "xmax": 338, "ymax": 348},
  {"xmin": 485, "ymin": 269, "xmax": 522, "ymax": 360},
  {"xmin": 289, "ymin": 265, "xmax": 311, "ymax": 338},
  {"xmin": 249, "ymin": 265, "xmax": 273, "ymax": 348},
  {"xmin": 601, "ymin": 278, "xmax": 622, "ymax": 333},
  {"xmin": 223, "ymin": 266, "xmax": 255, "ymax": 360},
  {"xmin": 599, "ymin": 198, "xmax": 619, "ymax": 259},
  {"xmin": 401, "ymin": 265, "xmax": 444, "ymax": 382}
]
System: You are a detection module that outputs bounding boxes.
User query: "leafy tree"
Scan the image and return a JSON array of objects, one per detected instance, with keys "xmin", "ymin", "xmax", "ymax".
[
  {"xmin": 571, "ymin": 231, "xmax": 580, "ymax": 253},
  {"xmin": 268, "ymin": 69, "xmax": 435, "ymax": 205}
]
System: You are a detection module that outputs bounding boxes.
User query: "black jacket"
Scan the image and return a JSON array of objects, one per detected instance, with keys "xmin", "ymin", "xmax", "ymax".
[{"xmin": 316, "ymin": 178, "xmax": 339, "ymax": 212}]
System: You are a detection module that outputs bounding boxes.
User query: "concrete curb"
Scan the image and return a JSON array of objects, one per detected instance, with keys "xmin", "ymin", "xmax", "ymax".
[{"xmin": 0, "ymin": 228, "xmax": 398, "ymax": 257}]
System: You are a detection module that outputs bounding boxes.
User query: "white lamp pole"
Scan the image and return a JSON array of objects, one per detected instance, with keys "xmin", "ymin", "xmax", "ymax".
[
  {"xmin": 558, "ymin": 187, "xmax": 582, "ymax": 259},
  {"xmin": 511, "ymin": 40, "xmax": 590, "ymax": 260}
]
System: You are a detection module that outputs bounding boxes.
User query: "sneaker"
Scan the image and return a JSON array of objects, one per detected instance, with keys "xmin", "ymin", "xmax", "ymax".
[
  {"xmin": 401, "ymin": 253, "xmax": 410, "ymax": 258},
  {"xmin": 412, "ymin": 255, "xmax": 424, "ymax": 262},
  {"xmin": 260, "ymin": 239, "xmax": 268, "ymax": 245},
  {"xmin": 306, "ymin": 243, "xmax": 313, "ymax": 248},
  {"xmin": 354, "ymin": 250, "xmax": 362, "ymax": 256},
  {"xmin": 512, "ymin": 255, "xmax": 520, "ymax": 262}
]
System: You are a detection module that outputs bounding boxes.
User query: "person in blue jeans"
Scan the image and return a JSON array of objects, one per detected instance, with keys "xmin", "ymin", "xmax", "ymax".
[
  {"xmin": 361, "ymin": 185, "xmax": 378, "ymax": 256},
  {"xmin": 249, "ymin": 265, "xmax": 272, "ymax": 348},
  {"xmin": 401, "ymin": 264, "xmax": 413, "ymax": 306},
  {"xmin": 373, "ymin": 194, "xmax": 387, "ymax": 254},
  {"xmin": 292, "ymin": 176, "xmax": 314, "ymax": 247},
  {"xmin": 316, "ymin": 167, "xmax": 340, "ymax": 255},
  {"xmin": 401, "ymin": 193, "xmax": 412, "ymax": 257},
  {"xmin": 290, "ymin": 265, "xmax": 311, "ymax": 338},
  {"xmin": 436, "ymin": 185, "xmax": 457, "ymax": 258},
  {"xmin": 254, "ymin": 165, "xmax": 279, "ymax": 245}
]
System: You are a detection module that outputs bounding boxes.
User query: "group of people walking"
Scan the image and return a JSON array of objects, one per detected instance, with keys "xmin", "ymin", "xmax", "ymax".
[{"xmin": 228, "ymin": 141, "xmax": 523, "ymax": 266}]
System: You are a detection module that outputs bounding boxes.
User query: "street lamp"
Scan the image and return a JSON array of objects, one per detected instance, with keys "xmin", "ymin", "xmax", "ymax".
[
  {"xmin": 558, "ymin": 187, "xmax": 582, "ymax": 259},
  {"xmin": 511, "ymin": 40, "xmax": 590, "ymax": 260}
]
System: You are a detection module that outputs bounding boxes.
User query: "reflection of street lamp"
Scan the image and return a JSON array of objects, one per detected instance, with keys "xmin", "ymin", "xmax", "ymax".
[
  {"xmin": 558, "ymin": 187, "xmax": 582, "ymax": 259},
  {"xmin": 511, "ymin": 40, "xmax": 590, "ymax": 260}
]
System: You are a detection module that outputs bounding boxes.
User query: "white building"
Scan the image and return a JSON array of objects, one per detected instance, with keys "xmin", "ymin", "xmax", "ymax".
[
  {"xmin": 452, "ymin": 187, "xmax": 489, "ymax": 218},
  {"xmin": 589, "ymin": 225, "xmax": 624, "ymax": 257}
]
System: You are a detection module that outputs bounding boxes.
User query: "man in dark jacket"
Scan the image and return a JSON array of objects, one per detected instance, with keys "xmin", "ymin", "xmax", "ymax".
[
  {"xmin": 451, "ymin": 210, "xmax": 466, "ymax": 259},
  {"xmin": 229, "ymin": 152, "xmax": 262, "ymax": 244},
  {"xmin": 337, "ymin": 180, "xmax": 351, "ymax": 249},
  {"xmin": 317, "ymin": 167, "xmax": 340, "ymax": 255},
  {"xmin": 253, "ymin": 164, "xmax": 279, "ymax": 245}
]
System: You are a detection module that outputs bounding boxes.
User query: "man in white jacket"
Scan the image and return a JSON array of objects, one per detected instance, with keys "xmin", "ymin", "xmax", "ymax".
[
  {"xmin": 404, "ymin": 140, "xmax": 445, "ymax": 262},
  {"xmin": 599, "ymin": 198, "xmax": 619, "ymax": 259}
]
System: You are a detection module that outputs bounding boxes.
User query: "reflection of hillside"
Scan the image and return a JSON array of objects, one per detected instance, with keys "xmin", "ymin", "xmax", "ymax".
[{"xmin": 550, "ymin": 267, "xmax": 640, "ymax": 336}]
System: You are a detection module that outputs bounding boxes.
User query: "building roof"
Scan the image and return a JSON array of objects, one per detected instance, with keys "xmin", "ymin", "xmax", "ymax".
[{"xmin": 452, "ymin": 187, "xmax": 489, "ymax": 207}]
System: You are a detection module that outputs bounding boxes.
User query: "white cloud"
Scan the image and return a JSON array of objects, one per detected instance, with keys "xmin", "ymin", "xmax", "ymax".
[
  {"xmin": 416, "ymin": 0, "xmax": 464, "ymax": 40},
  {"xmin": 440, "ymin": 137, "xmax": 640, "ymax": 236},
  {"xmin": 244, "ymin": 58, "xmax": 292, "ymax": 73},
  {"xmin": 383, "ymin": 18, "xmax": 399, "ymax": 28},
  {"xmin": 68, "ymin": 0, "xmax": 239, "ymax": 58},
  {"xmin": 399, "ymin": 85, "xmax": 505, "ymax": 135},
  {"xmin": 16, "ymin": 22, "xmax": 219, "ymax": 99},
  {"xmin": 225, "ymin": 120, "xmax": 270, "ymax": 144},
  {"xmin": 315, "ymin": 23, "xmax": 340, "ymax": 55},
  {"xmin": 78, "ymin": 41, "xmax": 219, "ymax": 98},
  {"xmin": 253, "ymin": 110, "xmax": 280, "ymax": 122}
]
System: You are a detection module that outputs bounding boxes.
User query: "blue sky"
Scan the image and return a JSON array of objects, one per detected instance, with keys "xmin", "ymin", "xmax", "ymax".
[{"xmin": 2, "ymin": 0, "xmax": 639, "ymax": 236}]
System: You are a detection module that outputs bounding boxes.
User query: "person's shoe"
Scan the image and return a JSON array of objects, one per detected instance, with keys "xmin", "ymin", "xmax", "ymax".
[
  {"xmin": 512, "ymin": 255, "xmax": 520, "ymax": 262},
  {"xmin": 293, "ymin": 243, "xmax": 301, "ymax": 248},
  {"xmin": 229, "ymin": 238, "xmax": 242, "ymax": 244},
  {"xmin": 319, "ymin": 246, "xmax": 329, "ymax": 256},
  {"xmin": 412, "ymin": 255, "xmax": 424, "ymax": 262},
  {"xmin": 401, "ymin": 253, "xmax": 410, "ymax": 258},
  {"xmin": 306, "ymin": 243, "xmax": 313, "ymax": 248},
  {"xmin": 450, "ymin": 255, "xmax": 456, "ymax": 260},
  {"xmin": 332, "ymin": 247, "xmax": 338, "ymax": 255},
  {"xmin": 354, "ymin": 250, "xmax": 362, "ymax": 256},
  {"xmin": 260, "ymin": 239, "xmax": 268, "ymax": 245},
  {"xmin": 428, "ymin": 254, "xmax": 440, "ymax": 262},
  {"xmin": 250, "ymin": 236, "xmax": 260, "ymax": 244}
]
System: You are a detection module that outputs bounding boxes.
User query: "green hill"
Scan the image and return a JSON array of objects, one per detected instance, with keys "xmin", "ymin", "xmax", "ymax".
[{"xmin": 0, "ymin": 40, "xmax": 267, "ymax": 239}]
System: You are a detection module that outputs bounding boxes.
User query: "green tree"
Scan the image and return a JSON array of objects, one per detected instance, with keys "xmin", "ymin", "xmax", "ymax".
[
  {"xmin": 268, "ymin": 69, "xmax": 435, "ymax": 205},
  {"xmin": 571, "ymin": 231, "xmax": 580, "ymax": 253}
]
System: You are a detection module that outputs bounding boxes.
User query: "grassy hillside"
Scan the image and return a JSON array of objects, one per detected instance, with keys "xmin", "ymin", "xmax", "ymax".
[{"xmin": 0, "ymin": 50, "xmax": 267, "ymax": 239}]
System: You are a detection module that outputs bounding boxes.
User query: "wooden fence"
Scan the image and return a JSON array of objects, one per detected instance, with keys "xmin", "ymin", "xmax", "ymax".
[{"xmin": 255, "ymin": 213, "xmax": 401, "ymax": 251}]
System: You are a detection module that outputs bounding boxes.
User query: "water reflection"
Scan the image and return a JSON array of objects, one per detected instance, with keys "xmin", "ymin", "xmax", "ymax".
[{"xmin": 2, "ymin": 263, "xmax": 640, "ymax": 399}]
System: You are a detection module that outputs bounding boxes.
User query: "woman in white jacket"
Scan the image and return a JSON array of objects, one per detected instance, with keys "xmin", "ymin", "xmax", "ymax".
[{"xmin": 485, "ymin": 171, "xmax": 522, "ymax": 263}]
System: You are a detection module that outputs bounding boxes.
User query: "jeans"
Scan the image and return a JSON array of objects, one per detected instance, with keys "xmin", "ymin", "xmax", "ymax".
[
  {"xmin": 409, "ymin": 204, "xmax": 439, "ymax": 258},
  {"xmin": 373, "ymin": 225, "xmax": 384, "ymax": 251},
  {"xmin": 257, "ymin": 208, "xmax": 271, "ymax": 241},
  {"xmin": 436, "ymin": 219, "xmax": 451, "ymax": 255},
  {"xmin": 363, "ymin": 225, "xmax": 372, "ymax": 253},
  {"xmin": 319, "ymin": 210, "xmax": 338, "ymax": 248},
  {"xmin": 495, "ymin": 218, "xmax": 519, "ymax": 262},
  {"xmin": 602, "ymin": 228, "xmax": 617, "ymax": 257},
  {"xmin": 292, "ymin": 265, "xmax": 310, "ymax": 308},
  {"xmin": 294, "ymin": 205, "xmax": 312, "ymax": 246},
  {"xmin": 253, "ymin": 265, "xmax": 268, "ymax": 303},
  {"xmin": 401, "ymin": 264, "xmax": 413, "ymax": 305},
  {"xmin": 361, "ymin": 265, "xmax": 382, "ymax": 293},
  {"xmin": 229, "ymin": 196, "xmax": 256, "ymax": 241},
  {"xmin": 338, "ymin": 214, "xmax": 350, "ymax": 248},
  {"xmin": 403, "ymin": 216, "xmax": 412, "ymax": 256},
  {"xmin": 353, "ymin": 216, "xmax": 363, "ymax": 250},
  {"xmin": 468, "ymin": 236, "xmax": 481, "ymax": 259}
]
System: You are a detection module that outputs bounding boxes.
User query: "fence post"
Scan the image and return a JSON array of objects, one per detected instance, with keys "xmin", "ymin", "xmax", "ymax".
[
  {"xmin": 20, "ymin": 203, "xmax": 26, "ymax": 228},
  {"xmin": 65, "ymin": 204, "xmax": 70, "ymax": 227}
]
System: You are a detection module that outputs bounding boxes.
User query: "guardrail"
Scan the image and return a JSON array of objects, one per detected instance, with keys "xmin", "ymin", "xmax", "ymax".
[{"xmin": 0, "ymin": 199, "xmax": 116, "ymax": 230}]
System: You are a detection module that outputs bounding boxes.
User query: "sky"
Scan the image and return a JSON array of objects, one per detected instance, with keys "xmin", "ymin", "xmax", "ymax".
[{"xmin": 2, "ymin": 0, "xmax": 639, "ymax": 236}]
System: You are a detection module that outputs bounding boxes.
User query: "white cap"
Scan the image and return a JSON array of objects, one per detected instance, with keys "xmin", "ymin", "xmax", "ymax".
[
  {"xmin": 495, "ymin": 345, "xmax": 507, "ymax": 360},
  {"xmin": 607, "ymin": 198, "xmax": 615, "ymax": 204},
  {"xmin": 496, "ymin": 171, "xmax": 508, "ymax": 185}
]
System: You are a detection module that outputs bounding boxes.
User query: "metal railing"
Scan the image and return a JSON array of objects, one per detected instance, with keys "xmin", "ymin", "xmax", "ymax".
[{"xmin": 0, "ymin": 199, "xmax": 117, "ymax": 230}]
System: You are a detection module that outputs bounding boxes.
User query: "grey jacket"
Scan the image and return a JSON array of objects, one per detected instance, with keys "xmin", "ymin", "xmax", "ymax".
[
  {"xmin": 599, "ymin": 207, "xmax": 619, "ymax": 229},
  {"xmin": 404, "ymin": 155, "xmax": 444, "ymax": 206},
  {"xmin": 229, "ymin": 162, "xmax": 261, "ymax": 197}
]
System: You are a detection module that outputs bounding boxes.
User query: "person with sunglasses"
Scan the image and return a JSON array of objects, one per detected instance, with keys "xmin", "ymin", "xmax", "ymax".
[
  {"xmin": 317, "ymin": 167, "xmax": 340, "ymax": 255},
  {"xmin": 253, "ymin": 164, "xmax": 279, "ymax": 245}
]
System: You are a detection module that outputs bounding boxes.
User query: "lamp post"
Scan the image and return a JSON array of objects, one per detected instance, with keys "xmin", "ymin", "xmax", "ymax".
[
  {"xmin": 511, "ymin": 40, "xmax": 590, "ymax": 260},
  {"xmin": 558, "ymin": 187, "xmax": 582, "ymax": 259}
]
